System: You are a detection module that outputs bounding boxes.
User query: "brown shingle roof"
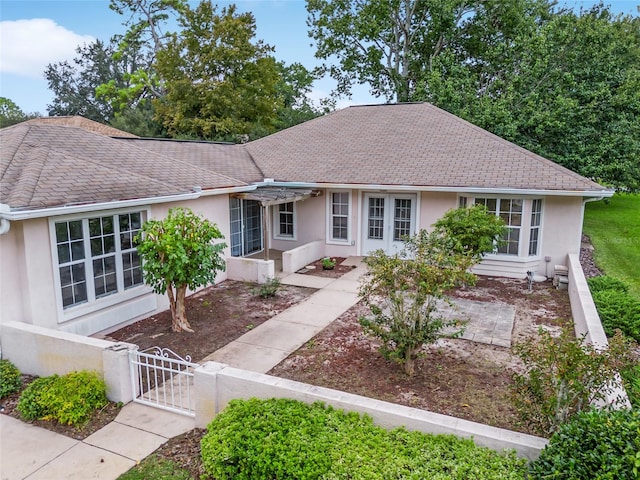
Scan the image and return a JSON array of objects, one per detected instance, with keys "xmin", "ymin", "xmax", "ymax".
[
  {"xmin": 1, "ymin": 123, "xmax": 247, "ymax": 210},
  {"xmin": 123, "ymin": 138, "xmax": 263, "ymax": 184},
  {"xmin": 245, "ymin": 103, "xmax": 608, "ymax": 192},
  {"xmin": 24, "ymin": 116, "xmax": 139, "ymax": 138}
]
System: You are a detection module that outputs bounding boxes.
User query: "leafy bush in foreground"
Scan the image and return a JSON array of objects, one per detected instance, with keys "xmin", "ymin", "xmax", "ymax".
[
  {"xmin": 588, "ymin": 275, "xmax": 640, "ymax": 341},
  {"xmin": 17, "ymin": 370, "xmax": 107, "ymax": 425},
  {"xmin": 529, "ymin": 408, "xmax": 640, "ymax": 479},
  {"xmin": 201, "ymin": 398, "xmax": 526, "ymax": 479},
  {"xmin": 511, "ymin": 325, "xmax": 634, "ymax": 436},
  {"xmin": 0, "ymin": 359, "xmax": 22, "ymax": 398}
]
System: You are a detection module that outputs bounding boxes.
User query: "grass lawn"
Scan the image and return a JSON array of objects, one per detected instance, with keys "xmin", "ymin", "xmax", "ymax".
[{"xmin": 583, "ymin": 194, "xmax": 640, "ymax": 299}]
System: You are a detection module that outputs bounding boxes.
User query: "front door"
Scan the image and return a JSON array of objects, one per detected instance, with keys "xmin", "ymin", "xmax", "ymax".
[{"xmin": 362, "ymin": 193, "xmax": 416, "ymax": 255}]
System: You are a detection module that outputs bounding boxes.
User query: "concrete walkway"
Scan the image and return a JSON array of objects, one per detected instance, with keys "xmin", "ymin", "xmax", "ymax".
[
  {"xmin": 201, "ymin": 257, "xmax": 365, "ymax": 373},
  {"xmin": 0, "ymin": 258, "xmax": 366, "ymax": 480},
  {"xmin": 0, "ymin": 403, "xmax": 193, "ymax": 480}
]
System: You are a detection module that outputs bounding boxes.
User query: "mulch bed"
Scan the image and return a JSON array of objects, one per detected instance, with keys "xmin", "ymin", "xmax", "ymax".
[{"xmin": 296, "ymin": 257, "xmax": 357, "ymax": 278}]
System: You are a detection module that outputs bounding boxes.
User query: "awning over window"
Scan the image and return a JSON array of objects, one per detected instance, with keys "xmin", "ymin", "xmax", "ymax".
[{"xmin": 232, "ymin": 187, "xmax": 321, "ymax": 207}]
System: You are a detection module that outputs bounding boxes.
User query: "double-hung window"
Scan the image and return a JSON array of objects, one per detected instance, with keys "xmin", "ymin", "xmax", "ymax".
[
  {"xmin": 54, "ymin": 211, "xmax": 144, "ymax": 309},
  {"xmin": 329, "ymin": 191, "xmax": 350, "ymax": 242},
  {"xmin": 274, "ymin": 202, "xmax": 295, "ymax": 239}
]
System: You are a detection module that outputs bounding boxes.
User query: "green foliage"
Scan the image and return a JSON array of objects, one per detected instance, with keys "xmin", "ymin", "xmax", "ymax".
[
  {"xmin": 588, "ymin": 275, "xmax": 630, "ymax": 294},
  {"xmin": 117, "ymin": 456, "xmax": 191, "ymax": 480},
  {"xmin": 136, "ymin": 207, "xmax": 226, "ymax": 332},
  {"xmin": 621, "ymin": 363, "xmax": 640, "ymax": 408},
  {"xmin": 591, "ymin": 289, "xmax": 640, "ymax": 341},
  {"xmin": 432, "ymin": 205, "xmax": 507, "ymax": 261},
  {"xmin": 321, "ymin": 257, "xmax": 336, "ymax": 269},
  {"xmin": 201, "ymin": 398, "xmax": 527, "ymax": 479},
  {"xmin": 584, "ymin": 195, "xmax": 640, "ymax": 299},
  {"xmin": 0, "ymin": 97, "xmax": 39, "ymax": 127},
  {"xmin": 359, "ymin": 229, "xmax": 475, "ymax": 376},
  {"xmin": 528, "ymin": 408, "xmax": 640, "ymax": 480},
  {"xmin": 17, "ymin": 371, "xmax": 107, "ymax": 425},
  {"xmin": 511, "ymin": 325, "xmax": 635, "ymax": 436},
  {"xmin": 154, "ymin": 1, "xmax": 281, "ymax": 140},
  {"xmin": 255, "ymin": 277, "xmax": 281, "ymax": 299},
  {"xmin": 0, "ymin": 359, "xmax": 22, "ymax": 398},
  {"xmin": 16, "ymin": 376, "xmax": 58, "ymax": 421}
]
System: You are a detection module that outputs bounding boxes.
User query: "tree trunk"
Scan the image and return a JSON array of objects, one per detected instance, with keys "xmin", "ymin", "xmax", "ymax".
[
  {"xmin": 404, "ymin": 349, "xmax": 416, "ymax": 377},
  {"xmin": 167, "ymin": 283, "xmax": 194, "ymax": 332}
]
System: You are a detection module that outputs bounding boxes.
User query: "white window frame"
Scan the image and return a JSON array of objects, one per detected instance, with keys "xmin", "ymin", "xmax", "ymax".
[
  {"xmin": 49, "ymin": 208, "xmax": 150, "ymax": 323},
  {"xmin": 457, "ymin": 195, "xmax": 543, "ymax": 258},
  {"xmin": 273, "ymin": 201, "xmax": 297, "ymax": 240},
  {"xmin": 326, "ymin": 190, "xmax": 352, "ymax": 244},
  {"xmin": 528, "ymin": 198, "xmax": 543, "ymax": 256}
]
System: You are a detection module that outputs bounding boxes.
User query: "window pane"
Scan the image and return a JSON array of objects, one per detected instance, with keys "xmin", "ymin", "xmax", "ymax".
[
  {"xmin": 89, "ymin": 218, "xmax": 101, "ymax": 237},
  {"xmin": 59, "ymin": 266, "xmax": 72, "ymax": 286},
  {"xmin": 62, "ymin": 286, "xmax": 74, "ymax": 307},
  {"xmin": 104, "ymin": 234, "xmax": 115, "ymax": 253},
  {"xmin": 368, "ymin": 198, "xmax": 384, "ymax": 240},
  {"xmin": 74, "ymin": 283, "xmax": 87, "ymax": 303},
  {"xmin": 529, "ymin": 229, "xmax": 539, "ymax": 256},
  {"xmin": 91, "ymin": 237, "xmax": 103, "ymax": 257},
  {"xmin": 71, "ymin": 240, "xmax": 85, "ymax": 261},
  {"xmin": 69, "ymin": 220, "xmax": 83, "ymax": 240},
  {"xmin": 72, "ymin": 263, "xmax": 86, "ymax": 282},
  {"xmin": 55, "ymin": 222, "xmax": 68, "ymax": 242},
  {"xmin": 57, "ymin": 244, "xmax": 70, "ymax": 264}
]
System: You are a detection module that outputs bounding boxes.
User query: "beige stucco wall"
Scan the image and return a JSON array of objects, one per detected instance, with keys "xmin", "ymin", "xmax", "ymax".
[
  {"xmin": 0, "ymin": 194, "xmax": 232, "ymax": 337},
  {"xmin": 418, "ymin": 191, "xmax": 458, "ymax": 230}
]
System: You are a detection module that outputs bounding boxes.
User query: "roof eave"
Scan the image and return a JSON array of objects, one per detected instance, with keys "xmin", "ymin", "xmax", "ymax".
[
  {"xmin": 254, "ymin": 181, "xmax": 615, "ymax": 198},
  {"xmin": 1, "ymin": 185, "xmax": 257, "ymax": 221}
]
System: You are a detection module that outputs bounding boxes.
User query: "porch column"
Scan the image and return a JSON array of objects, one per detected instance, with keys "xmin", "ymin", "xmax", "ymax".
[{"xmin": 262, "ymin": 204, "xmax": 270, "ymax": 261}]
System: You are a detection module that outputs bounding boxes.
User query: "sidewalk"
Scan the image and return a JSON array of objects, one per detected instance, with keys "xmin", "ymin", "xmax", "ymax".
[{"xmin": 0, "ymin": 257, "xmax": 366, "ymax": 480}]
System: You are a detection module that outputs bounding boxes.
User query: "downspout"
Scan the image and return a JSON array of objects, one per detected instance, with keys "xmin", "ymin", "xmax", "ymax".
[
  {"xmin": 0, "ymin": 204, "xmax": 10, "ymax": 235},
  {"xmin": 578, "ymin": 196, "xmax": 606, "ymax": 254}
]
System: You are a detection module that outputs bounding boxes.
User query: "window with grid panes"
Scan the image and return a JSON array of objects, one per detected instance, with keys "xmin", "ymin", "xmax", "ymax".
[
  {"xmin": 54, "ymin": 211, "xmax": 144, "ymax": 308},
  {"xmin": 276, "ymin": 202, "xmax": 294, "ymax": 238},
  {"xmin": 330, "ymin": 192, "xmax": 349, "ymax": 241}
]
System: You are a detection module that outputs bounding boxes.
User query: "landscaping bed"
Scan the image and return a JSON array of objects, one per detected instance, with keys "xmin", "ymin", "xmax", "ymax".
[
  {"xmin": 296, "ymin": 256, "xmax": 356, "ymax": 278},
  {"xmin": 269, "ymin": 276, "xmax": 573, "ymax": 436}
]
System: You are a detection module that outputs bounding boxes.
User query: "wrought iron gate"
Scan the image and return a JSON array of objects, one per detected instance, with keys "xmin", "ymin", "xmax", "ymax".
[{"xmin": 129, "ymin": 347, "xmax": 200, "ymax": 416}]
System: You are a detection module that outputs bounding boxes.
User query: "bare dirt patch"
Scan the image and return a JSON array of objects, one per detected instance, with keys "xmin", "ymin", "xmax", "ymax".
[
  {"xmin": 104, "ymin": 280, "xmax": 316, "ymax": 363},
  {"xmin": 269, "ymin": 277, "xmax": 573, "ymax": 436}
]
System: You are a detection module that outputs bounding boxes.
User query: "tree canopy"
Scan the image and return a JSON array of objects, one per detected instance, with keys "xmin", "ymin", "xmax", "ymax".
[
  {"xmin": 307, "ymin": 0, "xmax": 640, "ymax": 191},
  {"xmin": 135, "ymin": 207, "xmax": 226, "ymax": 332},
  {"xmin": 0, "ymin": 97, "xmax": 39, "ymax": 128}
]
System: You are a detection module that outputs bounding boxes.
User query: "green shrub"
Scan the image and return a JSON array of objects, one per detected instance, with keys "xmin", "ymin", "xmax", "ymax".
[
  {"xmin": 201, "ymin": 398, "xmax": 526, "ymax": 479},
  {"xmin": 511, "ymin": 325, "xmax": 635, "ymax": 436},
  {"xmin": 529, "ymin": 408, "xmax": 640, "ymax": 479},
  {"xmin": 621, "ymin": 363, "xmax": 640, "ymax": 408},
  {"xmin": 0, "ymin": 359, "xmax": 22, "ymax": 398},
  {"xmin": 255, "ymin": 276, "xmax": 281, "ymax": 298},
  {"xmin": 17, "ymin": 371, "xmax": 108, "ymax": 425},
  {"xmin": 17, "ymin": 376, "xmax": 58, "ymax": 421},
  {"xmin": 588, "ymin": 275, "xmax": 630, "ymax": 294},
  {"xmin": 591, "ymin": 289, "xmax": 640, "ymax": 341}
]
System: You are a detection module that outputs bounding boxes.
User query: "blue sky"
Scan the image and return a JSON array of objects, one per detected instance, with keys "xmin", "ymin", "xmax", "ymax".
[{"xmin": 1, "ymin": 0, "xmax": 638, "ymax": 115}]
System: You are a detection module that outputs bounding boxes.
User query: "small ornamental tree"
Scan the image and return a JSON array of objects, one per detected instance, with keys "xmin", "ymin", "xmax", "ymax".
[
  {"xmin": 136, "ymin": 207, "xmax": 226, "ymax": 332},
  {"xmin": 359, "ymin": 207, "xmax": 506, "ymax": 376},
  {"xmin": 359, "ymin": 230, "xmax": 475, "ymax": 376}
]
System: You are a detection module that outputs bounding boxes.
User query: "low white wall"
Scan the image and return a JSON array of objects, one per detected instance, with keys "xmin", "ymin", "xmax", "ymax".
[
  {"xmin": 282, "ymin": 240, "xmax": 324, "ymax": 273},
  {"xmin": 566, "ymin": 253, "xmax": 630, "ymax": 407},
  {"xmin": 226, "ymin": 256, "xmax": 275, "ymax": 284},
  {"xmin": 0, "ymin": 321, "xmax": 136, "ymax": 402},
  {"xmin": 194, "ymin": 362, "xmax": 547, "ymax": 460}
]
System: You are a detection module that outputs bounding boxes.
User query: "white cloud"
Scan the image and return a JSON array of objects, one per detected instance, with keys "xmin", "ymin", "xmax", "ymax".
[{"xmin": 0, "ymin": 18, "xmax": 94, "ymax": 78}]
